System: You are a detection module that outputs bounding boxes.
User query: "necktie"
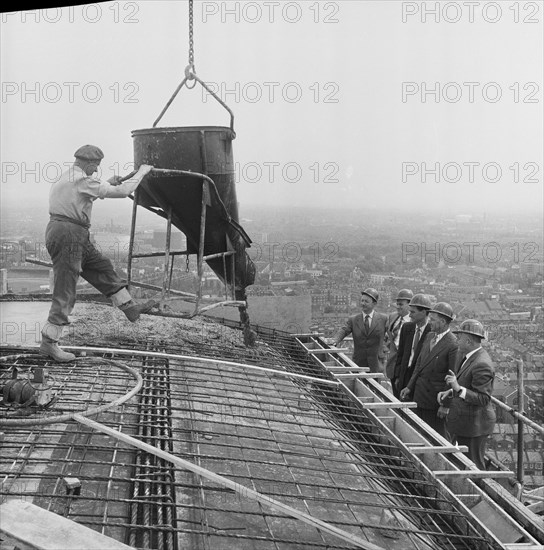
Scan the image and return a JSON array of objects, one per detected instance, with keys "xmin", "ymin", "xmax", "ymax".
[
  {"xmin": 430, "ymin": 335, "xmax": 438, "ymax": 349},
  {"xmin": 412, "ymin": 327, "xmax": 421, "ymax": 351},
  {"xmin": 392, "ymin": 316, "xmax": 403, "ymax": 339},
  {"xmin": 365, "ymin": 315, "xmax": 371, "ymax": 331},
  {"xmin": 409, "ymin": 327, "xmax": 421, "ymax": 367}
]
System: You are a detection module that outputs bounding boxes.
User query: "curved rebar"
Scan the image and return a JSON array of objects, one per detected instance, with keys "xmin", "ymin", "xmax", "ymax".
[{"xmin": 0, "ymin": 355, "xmax": 143, "ymax": 427}]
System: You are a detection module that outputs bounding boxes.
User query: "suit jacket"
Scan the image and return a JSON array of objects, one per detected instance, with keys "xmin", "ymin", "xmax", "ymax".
[
  {"xmin": 393, "ymin": 321, "xmax": 431, "ymax": 387},
  {"xmin": 406, "ymin": 330, "xmax": 458, "ymax": 410},
  {"xmin": 445, "ymin": 348, "xmax": 496, "ymax": 437},
  {"xmin": 335, "ymin": 311, "xmax": 388, "ymax": 373},
  {"xmin": 384, "ymin": 312, "xmax": 408, "ymax": 379}
]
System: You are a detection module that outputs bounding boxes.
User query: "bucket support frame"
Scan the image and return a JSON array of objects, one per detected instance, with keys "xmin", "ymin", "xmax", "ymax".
[{"xmin": 126, "ymin": 168, "xmax": 246, "ymax": 318}]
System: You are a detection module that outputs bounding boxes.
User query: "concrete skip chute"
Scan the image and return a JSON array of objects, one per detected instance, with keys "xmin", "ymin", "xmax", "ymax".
[{"xmin": 124, "ymin": 0, "xmax": 256, "ymax": 343}]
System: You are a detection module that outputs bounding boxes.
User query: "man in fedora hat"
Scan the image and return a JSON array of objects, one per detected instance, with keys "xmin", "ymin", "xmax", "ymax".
[
  {"xmin": 40, "ymin": 145, "xmax": 156, "ymax": 362},
  {"xmin": 331, "ymin": 288, "xmax": 388, "ymax": 373},
  {"xmin": 437, "ymin": 319, "xmax": 496, "ymax": 469}
]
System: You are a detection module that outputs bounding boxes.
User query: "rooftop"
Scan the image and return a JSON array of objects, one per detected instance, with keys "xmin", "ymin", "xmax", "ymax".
[{"xmin": 1, "ymin": 301, "xmax": 543, "ymax": 549}]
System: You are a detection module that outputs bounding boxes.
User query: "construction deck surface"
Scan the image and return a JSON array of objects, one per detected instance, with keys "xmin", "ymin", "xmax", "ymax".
[{"xmin": 0, "ymin": 302, "xmax": 539, "ymax": 549}]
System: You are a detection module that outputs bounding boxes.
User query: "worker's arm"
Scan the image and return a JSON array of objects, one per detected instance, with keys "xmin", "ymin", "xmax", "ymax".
[
  {"xmin": 99, "ymin": 165, "xmax": 154, "ymax": 199},
  {"xmin": 330, "ymin": 317, "xmax": 353, "ymax": 346}
]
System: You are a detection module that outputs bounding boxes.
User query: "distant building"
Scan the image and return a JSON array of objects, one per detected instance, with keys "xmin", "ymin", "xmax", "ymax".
[
  {"xmin": 203, "ymin": 294, "xmax": 312, "ymax": 334},
  {"xmin": 7, "ymin": 268, "xmax": 51, "ymax": 294},
  {"xmin": 370, "ymin": 274, "xmax": 386, "ymax": 285},
  {"xmin": 0, "ymin": 269, "xmax": 7, "ymax": 295},
  {"xmin": 510, "ymin": 311, "xmax": 532, "ymax": 321},
  {"xmin": 91, "ymin": 232, "xmax": 131, "ymax": 259},
  {"xmin": 151, "ymin": 231, "xmax": 184, "ymax": 250},
  {"xmin": 520, "ymin": 262, "xmax": 543, "ymax": 278}
]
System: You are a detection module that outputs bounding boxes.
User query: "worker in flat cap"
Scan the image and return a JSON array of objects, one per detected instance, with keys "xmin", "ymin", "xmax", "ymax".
[
  {"xmin": 330, "ymin": 288, "xmax": 388, "ymax": 373},
  {"xmin": 40, "ymin": 145, "xmax": 156, "ymax": 362}
]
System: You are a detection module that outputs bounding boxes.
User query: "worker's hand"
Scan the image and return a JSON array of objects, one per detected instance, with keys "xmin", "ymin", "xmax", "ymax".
[
  {"xmin": 324, "ymin": 338, "xmax": 337, "ymax": 347},
  {"xmin": 107, "ymin": 175, "xmax": 123, "ymax": 186},
  {"xmin": 445, "ymin": 370, "xmax": 460, "ymax": 392},
  {"xmin": 437, "ymin": 390, "xmax": 451, "ymax": 405},
  {"xmin": 437, "ymin": 405, "xmax": 449, "ymax": 419},
  {"xmin": 138, "ymin": 164, "xmax": 154, "ymax": 176},
  {"xmin": 399, "ymin": 387, "xmax": 410, "ymax": 401}
]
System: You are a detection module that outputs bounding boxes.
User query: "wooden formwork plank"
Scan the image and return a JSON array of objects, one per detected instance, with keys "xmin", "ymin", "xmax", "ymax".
[
  {"xmin": 331, "ymin": 376, "xmax": 384, "ymax": 379},
  {"xmin": 306, "ymin": 347, "xmax": 350, "ymax": 354},
  {"xmin": 0, "ymin": 500, "xmax": 136, "ymax": 550},
  {"xmin": 358, "ymin": 401, "xmax": 417, "ymax": 409},
  {"xmin": 433, "ymin": 470, "xmax": 515, "ymax": 479},
  {"xmin": 409, "ymin": 445, "xmax": 469, "ymax": 454}
]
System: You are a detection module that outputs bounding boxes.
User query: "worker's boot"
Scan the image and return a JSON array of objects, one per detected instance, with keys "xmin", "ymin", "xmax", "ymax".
[
  {"xmin": 111, "ymin": 288, "xmax": 157, "ymax": 322},
  {"xmin": 40, "ymin": 322, "xmax": 76, "ymax": 363}
]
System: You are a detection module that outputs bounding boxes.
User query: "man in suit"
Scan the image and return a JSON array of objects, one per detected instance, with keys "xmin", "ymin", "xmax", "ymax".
[
  {"xmin": 384, "ymin": 289, "xmax": 413, "ymax": 385},
  {"xmin": 437, "ymin": 319, "xmax": 496, "ymax": 470},
  {"xmin": 400, "ymin": 302, "xmax": 458, "ymax": 437},
  {"xmin": 332, "ymin": 288, "xmax": 388, "ymax": 373},
  {"xmin": 391, "ymin": 293, "xmax": 432, "ymax": 399}
]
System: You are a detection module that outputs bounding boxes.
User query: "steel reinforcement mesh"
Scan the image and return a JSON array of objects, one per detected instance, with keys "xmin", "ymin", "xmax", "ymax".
[{"xmin": 0, "ymin": 327, "xmax": 501, "ymax": 550}]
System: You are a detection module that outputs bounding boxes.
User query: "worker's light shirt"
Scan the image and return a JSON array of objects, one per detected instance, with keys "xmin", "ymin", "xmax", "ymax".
[{"xmin": 49, "ymin": 166, "xmax": 143, "ymax": 226}]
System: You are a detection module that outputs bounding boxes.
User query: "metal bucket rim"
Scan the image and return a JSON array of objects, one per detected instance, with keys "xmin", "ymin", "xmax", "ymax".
[{"xmin": 132, "ymin": 126, "xmax": 233, "ymax": 136}]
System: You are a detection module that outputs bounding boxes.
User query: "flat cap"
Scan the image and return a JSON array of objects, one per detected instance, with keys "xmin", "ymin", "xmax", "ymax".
[{"xmin": 74, "ymin": 144, "xmax": 104, "ymax": 161}]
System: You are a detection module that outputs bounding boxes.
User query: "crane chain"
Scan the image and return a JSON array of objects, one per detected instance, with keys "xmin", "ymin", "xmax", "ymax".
[{"xmin": 186, "ymin": 0, "xmax": 197, "ymax": 88}]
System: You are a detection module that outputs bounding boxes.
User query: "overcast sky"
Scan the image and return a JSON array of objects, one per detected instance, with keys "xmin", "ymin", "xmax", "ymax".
[{"xmin": 1, "ymin": 1, "xmax": 543, "ymax": 219}]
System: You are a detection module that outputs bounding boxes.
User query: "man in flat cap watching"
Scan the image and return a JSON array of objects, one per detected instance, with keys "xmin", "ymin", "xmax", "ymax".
[{"xmin": 40, "ymin": 145, "xmax": 156, "ymax": 362}]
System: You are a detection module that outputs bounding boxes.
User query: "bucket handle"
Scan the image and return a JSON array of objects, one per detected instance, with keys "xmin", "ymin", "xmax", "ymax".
[{"xmin": 153, "ymin": 66, "xmax": 235, "ymax": 136}]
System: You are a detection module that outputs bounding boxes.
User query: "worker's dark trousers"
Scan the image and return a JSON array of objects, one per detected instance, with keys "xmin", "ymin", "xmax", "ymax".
[
  {"xmin": 415, "ymin": 407, "xmax": 447, "ymax": 438},
  {"xmin": 45, "ymin": 219, "xmax": 126, "ymax": 326},
  {"xmin": 452, "ymin": 434, "xmax": 489, "ymax": 470}
]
